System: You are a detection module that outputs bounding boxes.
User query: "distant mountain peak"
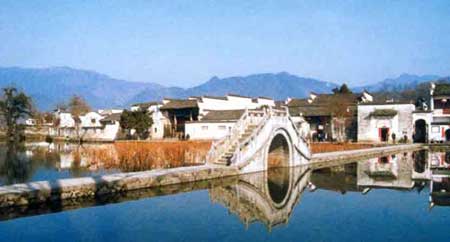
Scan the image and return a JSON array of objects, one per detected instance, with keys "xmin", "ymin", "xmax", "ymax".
[{"xmin": 354, "ymin": 73, "xmax": 444, "ymax": 93}]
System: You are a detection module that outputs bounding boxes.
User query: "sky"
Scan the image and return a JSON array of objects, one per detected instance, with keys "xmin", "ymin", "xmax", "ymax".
[{"xmin": 1, "ymin": 0, "xmax": 450, "ymax": 87}]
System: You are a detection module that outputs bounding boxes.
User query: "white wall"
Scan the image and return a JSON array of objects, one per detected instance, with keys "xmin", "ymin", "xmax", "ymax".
[
  {"xmin": 197, "ymin": 95, "xmax": 275, "ymax": 116},
  {"xmin": 80, "ymin": 112, "xmax": 104, "ymax": 128},
  {"xmin": 58, "ymin": 113, "xmax": 75, "ymax": 128},
  {"xmin": 185, "ymin": 122, "xmax": 234, "ymax": 140},
  {"xmin": 357, "ymin": 104, "xmax": 415, "ymax": 142}
]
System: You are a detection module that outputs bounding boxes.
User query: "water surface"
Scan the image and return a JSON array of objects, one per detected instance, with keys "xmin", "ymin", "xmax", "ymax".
[{"xmin": 1, "ymin": 149, "xmax": 450, "ymax": 242}]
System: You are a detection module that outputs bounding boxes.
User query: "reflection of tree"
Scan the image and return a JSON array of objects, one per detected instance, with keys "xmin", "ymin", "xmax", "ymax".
[
  {"xmin": 0, "ymin": 143, "xmax": 63, "ymax": 185},
  {"xmin": 413, "ymin": 150, "xmax": 427, "ymax": 173},
  {"xmin": 70, "ymin": 146, "xmax": 88, "ymax": 177},
  {"xmin": 0, "ymin": 143, "xmax": 35, "ymax": 185}
]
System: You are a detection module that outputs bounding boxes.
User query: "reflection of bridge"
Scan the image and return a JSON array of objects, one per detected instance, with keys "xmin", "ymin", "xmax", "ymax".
[
  {"xmin": 206, "ymin": 107, "xmax": 311, "ymax": 173},
  {"xmin": 209, "ymin": 166, "xmax": 311, "ymax": 231}
]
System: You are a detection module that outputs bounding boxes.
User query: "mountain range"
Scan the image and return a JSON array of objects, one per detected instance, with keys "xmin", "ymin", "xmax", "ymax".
[{"xmin": 0, "ymin": 66, "xmax": 446, "ymax": 111}]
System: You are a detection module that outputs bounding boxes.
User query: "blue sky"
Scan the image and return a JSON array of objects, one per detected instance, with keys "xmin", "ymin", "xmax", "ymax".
[{"xmin": 1, "ymin": 0, "xmax": 449, "ymax": 87}]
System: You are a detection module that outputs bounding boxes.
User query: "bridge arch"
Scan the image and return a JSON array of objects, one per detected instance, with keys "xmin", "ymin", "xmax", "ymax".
[
  {"xmin": 206, "ymin": 108, "xmax": 310, "ymax": 174},
  {"xmin": 265, "ymin": 128, "xmax": 295, "ymax": 208},
  {"xmin": 265, "ymin": 128, "xmax": 294, "ymax": 170}
]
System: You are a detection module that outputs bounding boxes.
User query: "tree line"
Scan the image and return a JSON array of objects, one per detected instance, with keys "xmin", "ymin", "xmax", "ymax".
[{"xmin": 0, "ymin": 87, "xmax": 153, "ymax": 142}]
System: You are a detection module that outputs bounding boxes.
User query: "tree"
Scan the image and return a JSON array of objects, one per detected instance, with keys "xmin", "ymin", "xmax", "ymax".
[
  {"xmin": 329, "ymin": 84, "xmax": 354, "ymax": 141},
  {"xmin": 332, "ymin": 83, "xmax": 352, "ymax": 94},
  {"xmin": 0, "ymin": 87, "xmax": 33, "ymax": 142},
  {"xmin": 68, "ymin": 95, "xmax": 91, "ymax": 116},
  {"xmin": 62, "ymin": 95, "xmax": 91, "ymax": 140},
  {"xmin": 120, "ymin": 110, "xmax": 153, "ymax": 139}
]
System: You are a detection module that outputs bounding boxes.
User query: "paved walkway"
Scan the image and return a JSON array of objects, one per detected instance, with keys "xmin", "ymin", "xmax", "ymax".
[{"xmin": 311, "ymin": 143, "xmax": 426, "ymax": 163}]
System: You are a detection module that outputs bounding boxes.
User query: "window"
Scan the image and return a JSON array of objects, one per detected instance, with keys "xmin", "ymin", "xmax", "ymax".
[
  {"xmin": 91, "ymin": 118, "xmax": 96, "ymax": 124},
  {"xmin": 155, "ymin": 128, "xmax": 157, "ymax": 133},
  {"xmin": 201, "ymin": 126, "xmax": 208, "ymax": 131},
  {"xmin": 218, "ymin": 125, "xmax": 226, "ymax": 130},
  {"xmin": 432, "ymin": 126, "xmax": 440, "ymax": 133}
]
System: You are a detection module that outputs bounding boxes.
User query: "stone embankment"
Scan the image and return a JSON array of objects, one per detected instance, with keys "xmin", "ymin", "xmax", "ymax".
[
  {"xmin": 0, "ymin": 165, "xmax": 237, "ymax": 208},
  {"xmin": 311, "ymin": 143, "xmax": 426, "ymax": 164}
]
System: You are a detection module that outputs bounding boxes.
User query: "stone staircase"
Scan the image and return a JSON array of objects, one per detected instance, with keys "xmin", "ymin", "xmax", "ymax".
[
  {"xmin": 214, "ymin": 124, "xmax": 258, "ymax": 165},
  {"xmin": 206, "ymin": 108, "xmax": 267, "ymax": 166},
  {"xmin": 206, "ymin": 106, "xmax": 311, "ymax": 173}
]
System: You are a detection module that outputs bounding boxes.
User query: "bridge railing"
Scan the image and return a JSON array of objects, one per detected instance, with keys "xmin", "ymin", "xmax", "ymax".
[
  {"xmin": 206, "ymin": 106, "xmax": 310, "ymax": 165},
  {"xmin": 207, "ymin": 108, "xmax": 265, "ymax": 164}
]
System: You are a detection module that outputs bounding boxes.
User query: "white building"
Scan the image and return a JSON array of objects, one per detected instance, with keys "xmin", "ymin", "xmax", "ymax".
[
  {"xmin": 130, "ymin": 101, "xmax": 168, "ymax": 139},
  {"xmin": 51, "ymin": 110, "xmax": 121, "ymax": 141},
  {"xmin": 357, "ymin": 102, "xmax": 416, "ymax": 143},
  {"xmin": 185, "ymin": 110, "xmax": 244, "ymax": 140},
  {"xmin": 427, "ymin": 83, "xmax": 450, "ymax": 142},
  {"xmin": 158, "ymin": 94, "xmax": 277, "ymax": 140}
]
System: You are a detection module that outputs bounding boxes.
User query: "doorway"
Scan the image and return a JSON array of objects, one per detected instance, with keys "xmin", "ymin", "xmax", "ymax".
[
  {"xmin": 446, "ymin": 129, "xmax": 450, "ymax": 142},
  {"xmin": 414, "ymin": 119, "xmax": 427, "ymax": 143},
  {"xmin": 379, "ymin": 127, "xmax": 389, "ymax": 142}
]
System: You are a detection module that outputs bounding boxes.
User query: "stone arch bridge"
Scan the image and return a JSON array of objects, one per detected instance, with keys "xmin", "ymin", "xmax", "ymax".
[{"xmin": 206, "ymin": 107, "xmax": 311, "ymax": 174}]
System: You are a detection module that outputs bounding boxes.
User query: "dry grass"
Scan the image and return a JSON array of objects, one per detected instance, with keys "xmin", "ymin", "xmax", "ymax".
[
  {"xmin": 310, "ymin": 142, "xmax": 384, "ymax": 154},
  {"xmin": 82, "ymin": 141, "xmax": 212, "ymax": 172}
]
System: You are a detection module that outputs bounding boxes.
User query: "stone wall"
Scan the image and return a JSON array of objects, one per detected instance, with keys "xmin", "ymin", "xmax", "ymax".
[{"xmin": 0, "ymin": 165, "xmax": 238, "ymax": 208}]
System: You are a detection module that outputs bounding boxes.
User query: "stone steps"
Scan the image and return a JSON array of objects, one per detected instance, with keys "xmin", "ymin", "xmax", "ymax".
[{"xmin": 212, "ymin": 124, "xmax": 258, "ymax": 166}]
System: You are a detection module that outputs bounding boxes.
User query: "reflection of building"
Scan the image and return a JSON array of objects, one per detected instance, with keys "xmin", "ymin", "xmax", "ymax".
[
  {"xmin": 428, "ymin": 149, "xmax": 450, "ymax": 208},
  {"xmin": 209, "ymin": 167, "xmax": 310, "ymax": 231},
  {"xmin": 411, "ymin": 150, "xmax": 431, "ymax": 180},
  {"xmin": 357, "ymin": 153, "xmax": 415, "ymax": 190},
  {"xmin": 310, "ymin": 164, "xmax": 358, "ymax": 194},
  {"xmin": 429, "ymin": 175, "xmax": 450, "ymax": 207},
  {"xmin": 428, "ymin": 151, "xmax": 450, "ymax": 170}
]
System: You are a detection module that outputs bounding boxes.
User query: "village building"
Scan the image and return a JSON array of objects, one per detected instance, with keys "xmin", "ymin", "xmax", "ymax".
[
  {"xmin": 185, "ymin": 109, "xmax": 244, "ymax": 140},
  {"xmin": 50, "ymin": 110, "xmax": 122, "ymax": 142},
  {"xmin": 428, "ymin": 83, "xmax": 450, "ymax": 142},
  {"xmin": 357, "ymin": 83, "xmax": 450, "ymax": 143},
  {"xmin": 159, "ymin": 94, "xmax": 277, "ymax": 139},
  {"xmin": 287, "ymin": 91, "xmax": 373, "ymax": 142},
  {"xmin": 159, "ymin": 99, "xmax": 199, "ymax": 138},
  {"xmin": 130, "ymin": 101, "xmax": 167, "ymax": 139},
  {"xmin": 357, "ymin": 101, "xmax": 416, "ymax": 143}
]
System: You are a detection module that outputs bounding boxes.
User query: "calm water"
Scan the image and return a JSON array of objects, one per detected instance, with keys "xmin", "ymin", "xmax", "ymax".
[
  {"xmin": 1, "ymin": 147, "xmax": 450, "ymax": 241},
  {"xmin": 0, "ymin": 142, "xmax": 122, "ymax": 186},
  {"xmin": 0, "ymin": 141, "xmax": 205, "ymax": 186}
]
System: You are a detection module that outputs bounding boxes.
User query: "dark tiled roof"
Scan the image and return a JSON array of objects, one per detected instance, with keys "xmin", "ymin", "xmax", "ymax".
[
  {"xmin": 202, "ymin": 96, "xmax": 228, "ymax": 100},
  {"xmin": 160, "ymin": 99, "xmax": 199, "ymax": 110},
  {"xmin": 132, "ymin": 101, "xmax": 161, "ymax": 110},
  {"xmin": 201, "ymin": 109, "xmax": 245, "ymax": 121},
  {"xmin": 227, "ymin": 93, "xmax": 252, "ymax": 99},
  {"xmin": 101, "ymin": 113, "xmax": 122, "ymax": 122},
  {"xmin": 287, "ymin": 93, "xmax": 361, "ymax": 117},
  {"xmin": 358, "ymin": 101, "xmax": 413, "ymax": 105},
  {"xmin": 288, "ymin": 93, "xmax": 363, "ymax": 107},
  {"xmin": 288, "ymin": 106, "xmax": 331, "ymax": 116},
  {"xmin": 275, "ymin": 100, "xmax": 287, "ymax": 108},
  {"xmin": 370, "ymin": 109, "xmax": 398, "ymax": 117}
]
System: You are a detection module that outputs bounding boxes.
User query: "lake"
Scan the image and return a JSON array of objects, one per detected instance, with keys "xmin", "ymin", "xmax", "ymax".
[
  {"xmin": 0, "ymin": 141, "xmax": 210, "ymax": 186},
  {"xmin": 0, "ymin": 145, "xmax": 450, "ymax": 242}
]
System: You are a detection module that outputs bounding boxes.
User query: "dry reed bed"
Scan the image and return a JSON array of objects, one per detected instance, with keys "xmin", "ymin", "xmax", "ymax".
[{"xmin": 82, "ymin": 141, "xmax": 212, "ymax": 172}]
